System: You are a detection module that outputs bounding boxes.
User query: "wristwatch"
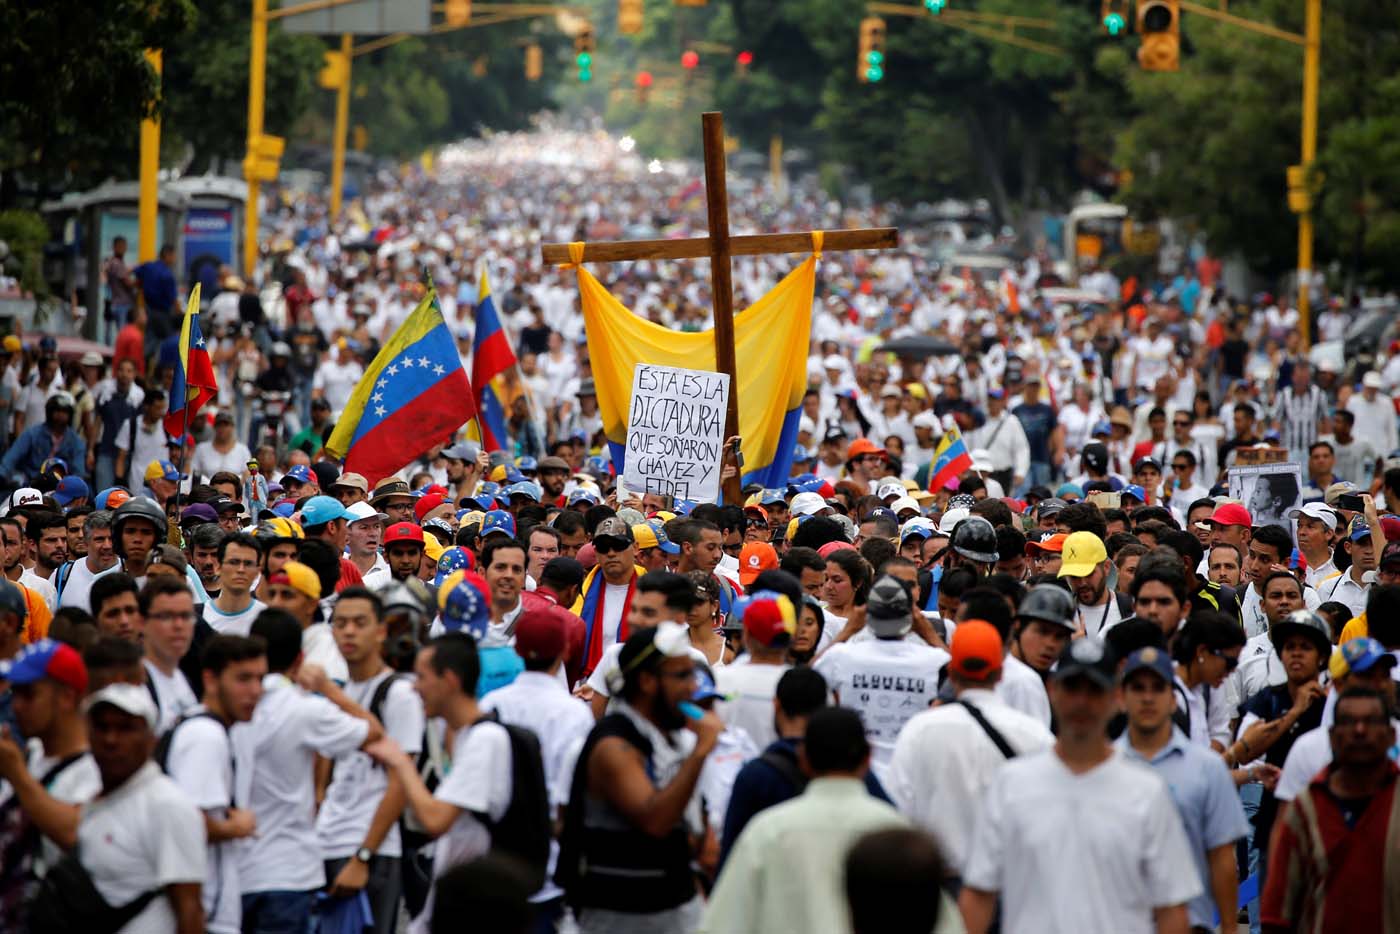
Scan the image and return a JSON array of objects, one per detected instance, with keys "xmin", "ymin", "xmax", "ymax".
[{"xmin": 354, "ymin": 846, "xmax": 373, "ymax": 864}]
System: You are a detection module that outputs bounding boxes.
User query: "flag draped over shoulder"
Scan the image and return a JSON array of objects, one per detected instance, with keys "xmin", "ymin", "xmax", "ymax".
[
  {"xmin": 325, "ymin": 291, "xmax": 474, "ymax": 485},
  {"xmin": 164, "ymin": 284, "xmax": 217, "ymax": 438},
  {"xmin": 469, "ymin": 272, "xmax": 517, "ymax": 452},
  {"xmin": 928, "ymin": 426, "xmax": 973, "ymax": 492},
  {"xmin": 574, "ymin": 253, "xmax": 815, "ymax": 490}
]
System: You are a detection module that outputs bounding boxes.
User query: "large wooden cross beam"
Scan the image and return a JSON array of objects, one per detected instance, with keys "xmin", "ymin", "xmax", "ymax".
[{"xmin": 541, "ymin": 111, "xmax": 899, "ymax": 504}]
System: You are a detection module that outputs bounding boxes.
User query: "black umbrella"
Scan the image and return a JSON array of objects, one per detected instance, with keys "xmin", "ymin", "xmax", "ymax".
[{"xmin": 874, "ymin": 336, "xmax": 959, "ymax": 359}]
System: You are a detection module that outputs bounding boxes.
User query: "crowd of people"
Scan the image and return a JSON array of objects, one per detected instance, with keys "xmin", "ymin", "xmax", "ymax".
[{"xmin": 0, "ymin": 123, "xmax": 1399, "ymax": 933}]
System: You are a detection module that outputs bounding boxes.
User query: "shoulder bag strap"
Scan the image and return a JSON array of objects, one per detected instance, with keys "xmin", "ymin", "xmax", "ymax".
[{"xmin": 956, "ymin": 700, "xmax": 1017, "ymax": 759}]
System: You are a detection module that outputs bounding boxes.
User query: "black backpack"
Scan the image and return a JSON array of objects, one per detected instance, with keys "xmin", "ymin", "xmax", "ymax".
[
  {"xmin": 366, "ymin": 673, "xmax": 439, "ymax": 918},
  {"xmin": 471, "ymin": 712, "xmax": 551, "ymax": 894}
]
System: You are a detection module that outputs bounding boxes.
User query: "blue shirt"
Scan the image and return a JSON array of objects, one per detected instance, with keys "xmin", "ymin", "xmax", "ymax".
[
  {"xmin": 1013, "ymin": 402, "xmax": 1057, "ymax": 463},
  {"xmin": 1116, "ymin": 728, "xmax": 1249, "ymax": 928},
  {"xmin": 0, "ymin": 423, "xmax": 86, "ymax": 483},
  {"xmin": 134, "ymin": 260, "xmax": 176, "ymax": 314},
  {"xmin": 718, "ymin": 736, "xmax": 890, "ymax": 872}
]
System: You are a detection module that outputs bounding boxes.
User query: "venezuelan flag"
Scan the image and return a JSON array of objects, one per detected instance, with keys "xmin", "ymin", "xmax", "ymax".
[
  {"xmin": 470, "ymin": 271, "xmax": 516, "ymax": 452},
  {"xmin": 325, "ymin": 291, "xmax": 474, "ymax": 485},
  {"xmin": 573, "ymin": 253, "xmax": 814, "ymax": 492},
  {"xmin": 927, "ymin": 426, "xmax": 973, "ymax": 492},
  {"xmin": 164, "ymin": 284, "xmax": 218, "ymax": 438}
]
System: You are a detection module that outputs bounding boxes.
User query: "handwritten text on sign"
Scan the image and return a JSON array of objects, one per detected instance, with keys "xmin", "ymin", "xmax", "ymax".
[{"xmin": 623, "ymin": 364, "xmax": 730, "ymax": 503}]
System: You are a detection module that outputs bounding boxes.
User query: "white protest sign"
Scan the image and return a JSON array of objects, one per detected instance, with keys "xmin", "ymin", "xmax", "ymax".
[{"xmin": 623, "ymin": 363, "xmax": 730, "ymax": 503}]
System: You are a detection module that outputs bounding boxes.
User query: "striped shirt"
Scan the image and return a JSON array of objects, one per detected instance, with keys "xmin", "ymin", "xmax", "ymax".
[{"xmin": 1273, "ymin": 385, "xmax": 1328, "ymax": 459}]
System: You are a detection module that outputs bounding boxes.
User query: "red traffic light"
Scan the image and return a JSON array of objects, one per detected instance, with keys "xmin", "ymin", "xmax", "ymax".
[
  {"xmin": 681, "ymin": 50, "xmax": 700, "ymax": 69},
  {"xmin": 635, "ymin": 70, "xmax": 654, "ymax": 88},
  {"xmin": 735, "ymin": 50, "xmax": 753, "ymax": 66}
]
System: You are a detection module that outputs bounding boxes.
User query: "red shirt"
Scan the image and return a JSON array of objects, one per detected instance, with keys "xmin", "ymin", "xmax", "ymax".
[
  {"xmin": 335, "ymin": 557, "xmax": 364, "ymax": 592},
  {"xmin": 114, "ymin": 323, "xmax": 145, "ymax": 376}
]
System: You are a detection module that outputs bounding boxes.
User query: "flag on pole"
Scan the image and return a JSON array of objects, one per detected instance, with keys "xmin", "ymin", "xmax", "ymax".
[
  {"xmin": 927, "ymin": 426, "xmax": 973, "ymax": 492},
  {"xmin": 469, "ymin": 270, "xmax": 517, "ymax": 452},
  {"xmin": 164, "ymin": 284, "xmax": 218, "ymax": 438},
  {"xmin": 324, "ymin": 290, "xmax": 475, "ymax": 485}
]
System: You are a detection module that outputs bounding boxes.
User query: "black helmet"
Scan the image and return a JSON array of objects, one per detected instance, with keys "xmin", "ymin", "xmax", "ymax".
[
  {"xmin": 1270, "ymin": 609, "xmax": 1331, "ymax": 659},
  {"xmin": 1018, "ymin": 584, "xmax": 1076, "ymax": 631},
  {"xmin": 950, "ymin": 515, "xmax": 998, "ymax": 564},
  {"xmin": 0, "ymin": 578, "xmax": 27, "ymax": 625},
  {"xmin": 111, "ymin": 496, "xmax": 168, "ymax": 558},
  {"xmin": 379, "ymin": 578, "xmax": 437, "ymax": 673}
]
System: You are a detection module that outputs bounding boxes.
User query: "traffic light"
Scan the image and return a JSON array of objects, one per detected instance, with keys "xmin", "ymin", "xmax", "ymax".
[
  {"xmin": 735, "ymin": 49, "xmax": 753, "ymax": 78},
  {"xmin": 318, "ymin": 49, "xmax": 348, "ymax": 90},
  {"xmin": 858, "ymin": 17, "xmax": 886, "ymax": 84},
  {"xmin": 635, "ymin": 70, "xmax": 653, "ymax": 104},
  {"xmin": 575, "ymin": 26, "xmax": 595, "ymax": 82},
  {"xmin": 525, "ymin": 43, "xmax": 542, "ymax": 81},
  {"xmin": 243, "ymin": 133, "xmax": 285, "ymax": 183},
  {"xmin": 923, "ymin": 0, "xmax": 947, "ymax": 12},
  {"xmin": 681, "ymin": 49, "xmax": 699, "ymax": 70},
  {"xmin": 1137, "ymin": 0, "xmax": 1179, "ymax": 71},
  {"xmin": 618, "ymin": 0, "xmax": 643, "ymax": 35},
  {"xmin": 1101, "ymin": 0, "xmax": 1128, "ymax": 36},
  {"xmin": 445, "ymin": 0, "xmax": 470, "ymax": 27}
]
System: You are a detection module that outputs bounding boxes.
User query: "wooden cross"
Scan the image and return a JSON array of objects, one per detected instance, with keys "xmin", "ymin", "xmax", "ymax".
[{"xmin": 541, "ymin": 111, "xmax": 899, "ymax": 504}]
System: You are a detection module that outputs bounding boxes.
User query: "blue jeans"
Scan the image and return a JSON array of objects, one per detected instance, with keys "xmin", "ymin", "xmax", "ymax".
[
  {"xmin": 107, "ymin": 304, "xmax": 131, "ymax": 344},
  {"xmin": 241, "ymin": 889, "xmax": 314, "ymax": 934},
  {"xmin": 323, "ymin": 856, "xmax": 401, "ymax": 934},
  {"xmin": 94, "ymin": 452, "xmax": 117, "ymax": 496}
]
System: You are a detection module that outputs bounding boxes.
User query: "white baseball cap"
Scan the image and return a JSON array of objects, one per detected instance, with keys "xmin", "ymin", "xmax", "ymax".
[
  {"xmin": 82, "ymin": 682, "xmax": 158, "ymax": 729},
  {"xmin": 789, "ymin": 492, "xmax": 830, "ymax": 517},
  {"xmin": 937, "ymin": 507, "xmax": 971, "ymax": 534},
  {"xmin": 1363, "ymin": 371, "xmax": 1384, "ymax": 389},
  {"xmin": 875, "ymin": 481, "xmax": 905, "ymax": 502},
  {"xmin": 345, "ymin": 500, "xmax": 388, "ymax": 525},
  {"xmin": 1287, "ymin": 501, "xmax": 1338, "ymax": 531}
]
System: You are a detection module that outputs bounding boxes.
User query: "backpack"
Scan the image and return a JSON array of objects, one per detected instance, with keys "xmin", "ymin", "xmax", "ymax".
[
  {"xmin": 471, "ymin": 712, "xmax": 551, "ymax": 894},
  {"xmin": 26, "ymin": 848, "xmax": 158, "ymax": 934},
  {"xmin": 2, "ymin": 755, "xmax": 87, "ymax": 929},
  {"xmin": 757, "ymin": 745, "xmax": 807, "ymax": 795}
]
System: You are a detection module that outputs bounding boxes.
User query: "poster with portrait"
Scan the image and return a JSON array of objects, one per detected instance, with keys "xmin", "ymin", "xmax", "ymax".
[{"xmin": 1228, "ymin": 462, "xmax": 1303, "ymax": 528}]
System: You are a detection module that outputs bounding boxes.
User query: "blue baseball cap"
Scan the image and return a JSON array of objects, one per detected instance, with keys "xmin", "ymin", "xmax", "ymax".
[
  {"xmin": 1119, "ymin": 646, "xmax": 1174, "ymax": 686},
  {"xmin": 692, "ymin": 666, "xmax": 726, "ymax": 703},
  {"xmin": 53, "ymin": 475, "xmax": 90, "ymax": 507},
  {"xmin": 760, "ymin": 489, "xmax": 786, "ymax": 506},
  {"xmin": 900, "ymin": 519, "xmax": 935, "ymax": 543},
  {"xmin": 144, "ymin": 459, "xmax": 184, "ymax": 484},
  {"xmin": 790, "ymin": 446, "xmax": 814, "ymax": 464},
  {"xmin": 301, "ymin": 495, "xmax": 351, "ymax": 527},
  {"xmin": 568, "ymin": 488, "xmax": 599, "ymax": 506},
  {"xmin": 516, "ymin": 456, "xmax": 538, "ymax": 473},
  {"xmin": 1091, "ymin": 420, "xmax": 1112, "ymax": 436},
  {"xmin": 480, "ymin": 509, "xmax": 517, "ymax": 539},
  {"xmin": 1349, "ymin": 516, "xmax": 1374, "ymax": 542},
  {"xmin": 271, "ymin": 501, "xmax": 297, "ymax": 518},
  {"xmin": 1337, "ymin": 637, "xmax": 1398, "ymax": 676},
  {"xmin": 506, "ymin": 481, "xmax": 543, "ymax": 502},
  {"xmin": 1121, "ymin": 484, "xmax": 1146, "ymax": 503},
  {"xmin": 1, "ymin": 639, "xmax": 87, "ymax": 693},
  {"xmin": 281, "ymin": 465, "xmax": 312, "ymax": 486}
]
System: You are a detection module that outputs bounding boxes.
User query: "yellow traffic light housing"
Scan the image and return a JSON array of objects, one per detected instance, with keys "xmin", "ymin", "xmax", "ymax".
[
  {"xmin": 318, "ymin": 49, "xmax": 348, "ymax": 90},
  {"xmin": 1137, "ymin": 0, "xmax": 1179, "ymax": 71},
  {"xmin": 445, "ymin": 0, "xmax": 470, "ymax": 27},
  {"xmin": 619, "ymin": 0, "xmax": 643, "ymax": 35},
  {"xmin": 243, "ymin": 133, "xmax": 285, "ymax": 184},
  {"xmin": 858, "ymin": 16, "xmax": 886, "ymax": 84},
  {"xmin": 525, "ymin": 43, "xmax": 542, "ymax": 81}
]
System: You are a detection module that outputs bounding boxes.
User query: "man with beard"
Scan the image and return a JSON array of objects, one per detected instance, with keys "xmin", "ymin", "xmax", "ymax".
[
  {"xmin": 1, "ymin": 518, "xmax": 53, "ymax": 642},
  {"xmin": 1058, "ymin": 531, "xmax": 1131, "ymax": 638},
  {"xmin": 382, "ymin": 523, "xmax": 426, "ymax": 587},
  {"xmin": 22, "ymin": 511, "xmax": 68, "ymax": 611},
  {"xmin": 441, "ymin": 442, "xmax": 483, "ymax": 505}
]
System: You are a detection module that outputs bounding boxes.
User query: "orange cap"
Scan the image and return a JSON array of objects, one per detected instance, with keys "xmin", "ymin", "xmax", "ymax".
[
  {"xmin": 846, "ymin": 438, "xmax": 886, "ymax": 462},
  {"xmin": 949, "ymin": 620, "xmax": 1003, "ymax": 682},
  {"xmin": 738, "ymin": 542, "xmax": 779, "ymax": 586}
]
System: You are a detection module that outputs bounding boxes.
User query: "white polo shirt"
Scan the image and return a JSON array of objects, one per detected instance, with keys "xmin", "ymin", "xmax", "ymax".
[
  {"xmin": 964, "ymin": 748, "xmax": 1202, "ymax": 932},
  {"xmin": 233, "ymin": 674, "xmax": 370, "ymax": 894},
  {"xmin": 408, "ymin": 721, "xmax": 513, "ymax": 934},
  {"xmin": 78, "ymin": 762, "xmax": 206, "ymax": 934},
  {"xmin": 1316, "ymin": 569, "xmax": 1373, "ymax": 622},
  {"xmin": 162, "ymin": 712, "xmax": 242, "ymax": 934},
  {"xmin": 889, "ymin": 688, "xmax": 1053, "ymax": 874}
]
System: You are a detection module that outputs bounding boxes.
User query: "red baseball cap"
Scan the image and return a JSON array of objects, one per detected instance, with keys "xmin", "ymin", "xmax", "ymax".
[
  {"xmin": 383, "ymin": 522, "xmax": 425, "ymax": 546},
  {"xmin": 1208, "ymin": 503, "xmax": 1253, "ymax": 528},
  {"xmin": 513, "ymin": 608, "xmax": 567, "ymax": 663},
  {"xmin": 949, "ymin": 620, "xmax": 1003, "ymax": 682},
  {"xmin": 742, "ymin": 593, "xmax": 797, "ymax": 648},
  {"xmin": 414, "ymin": 493, "xmax": 447, "ymax": 522}
]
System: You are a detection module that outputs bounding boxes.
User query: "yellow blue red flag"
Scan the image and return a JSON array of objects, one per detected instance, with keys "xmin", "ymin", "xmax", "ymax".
[{"xmin": 164, "ymin": 284, "xmax": 218, "ymax": 437}]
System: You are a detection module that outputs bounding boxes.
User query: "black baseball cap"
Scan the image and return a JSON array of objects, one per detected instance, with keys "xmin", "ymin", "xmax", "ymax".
[{"xmin": 1052, "ymin": 637, "xmax": 1117, "ymax": 689}]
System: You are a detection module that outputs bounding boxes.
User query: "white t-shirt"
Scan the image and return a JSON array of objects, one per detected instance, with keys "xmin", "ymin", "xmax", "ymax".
[
  {"xmin": 598, "ymin": 582, "xmax": 631, "ymax": 658},
  {"xmin": 814, "ymin": 639, "xmax": 950, "ymax": 779},
  {"xmin": 190, "ymin": 441, "xmax": 252, "ymax": 483},
  {"xmin": 233, "ymin": 674, "xmax": 369, "ymax": 893},
  {"xmin": 143, "ymin": 660, "xmax": 197, "ymax": 734},
  {"xmin": 996, "ymin": 654, "xmax": 1052, "ymax": 728},
  {"xmin": 78, "ymin": 762, "xmax": 206, "ymax": 934},
  {"xmin": 11, "ymin": 743, "xmax": 102, "ymax": 875},
  {"xmin": 115, "ymin": 418, "xmax": 171, "ymax": 491},
  {"xmin": 301, "ymin": 623, "xmax": 349, "ymax": 683},
  {"xmin": 408, "ymin": 721, "xmax": 514, "ymax": 934},
  {"xmin": 317, "ymin": 670, "xmax": 425, "ymax": 859},
  {"xmin": 19, "ymin": 569, "xmax": 57, "ymax": 613},
  {"xmin": 202, "ymin": 597, "xmax": 267, "ymax": 636},
  {"xmin": 1077, "ymin": 597, "xmax": 1124, "ymax": 639},
  {"xmin": 964, "ymin": 748, "xmax": 1202, "ymax": 933},
  {"xmin": 164, "ymin": 711, "xmax": 241, "ymax": 934},
  {"xmin": 57, "ymin": 558, "xmax": 120, "ymax": 612},
  {"xmin": 714, "ymin": 658, "xmax": 790, "ymax": 751}
]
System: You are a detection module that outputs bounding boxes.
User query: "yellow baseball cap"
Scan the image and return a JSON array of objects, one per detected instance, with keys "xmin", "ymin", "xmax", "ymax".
[
  {"xmin": 1, "ymin": 335, "xmax": 20, "ymax": 354},
  {"xmin": 271, "ymin": 560, "xmax": 322, "ymax": 601},
  {"xmin": 1057, "ymin": 531, "xmax": 1108, "ymax": 578},
  {"xmin": 423, "ymin": 535, "xmax": 445, "ymax": 563}
]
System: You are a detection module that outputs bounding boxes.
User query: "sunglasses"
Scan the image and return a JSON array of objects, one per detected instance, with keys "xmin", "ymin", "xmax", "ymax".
[
  {"xmin": 594, "ymin": 539, "xmax": 631, "ymax": 554},
  {"xmin": 1210, "ymin": 648, "xmax": 1239, "ymax": 672}
]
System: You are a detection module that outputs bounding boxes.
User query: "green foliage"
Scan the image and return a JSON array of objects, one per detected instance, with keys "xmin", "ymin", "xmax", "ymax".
[{"xmin": 0, "ymin": 210, "xmax": 52, "ymax": 300}]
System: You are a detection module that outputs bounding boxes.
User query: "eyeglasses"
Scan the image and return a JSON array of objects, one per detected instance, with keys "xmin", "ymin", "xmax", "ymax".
[{"xmin": 1209, "ymin": 648, "xmax": 1239, "ymax": 672}]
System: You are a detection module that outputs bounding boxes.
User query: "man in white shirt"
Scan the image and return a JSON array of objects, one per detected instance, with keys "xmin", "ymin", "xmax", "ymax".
[
  {"xmin": 1058, "ymin": 531, "xmax": 1128, "ymax": 638},
  {"xmin": 316, "ymin": 587, "xmax": 424, "ymax": 934},
  {"xmin": 345, "ymin": 501, "xmax": 388, "ymax": 585},
  {"xmin": 480, "ymin": 608, "xmax": 594, "ymax": 926},
  {"xmin": 141, "ymin": 576, "xmax": 199, "ymax": 732},
  {"xmin": 261, "ymin": 559, "xmax": 346, "ymax": 682},
  {"xmin": 957, "ymin": 586, "xmax": 1052, "ymax": 728},
  {"xmin": 1235, "ymin": 570, "xmax": 1309, "ymax": 705},
  {"xmin": 21, "ymin": 511, "xmax": 67, "ymax": 612},
  {"xmin": 203, "ymin": 533, "xmax": 267, "ymax": 635},
  {"xmin": 815, "ymin": 576, "xmax": 950, "ymax": 782},
  {"xmin": 189, "ymin": 412, "xmax": 252, "ymax": 483},
  {"xmin": 57, "ymin": 509, "xmax": 120, "ymax": 611},
  {"xmin": 715, "ymin": 590, "xmax": 793, "ymax": 750},
  {"xmin": 967, "ymin": 388, "xmax": 1030, "ymax": 492},
  {"xmin": 312, "ymin": 341, "xmax": 364, "ymax": 418},
  {"xmin": 1289, "ymin": 502, "xmax": 1339, "ymax": 589},
  {"xmin": 960, "ymin": 637, "xmax": 1201, "ymax": 934},
  {"xmin": 1316, "ymin": 516, "xmax": 1381, "ymax": 621},
  {"xmin": 236, "ymin": 611, "xmax": 380, "ymax": 933},
  {"xmin": 164, "ymin": 634, "xmax": 266, "ymax": 934},
  {"xmin": 889, "ymin": 621, "xmax": 1052, "ymax": 878},
  {"xmin": 114, "ymin": 389, "xmax": 171, "ymax": 492},
  {"xmin": 71, "ymin": 683, "xmax": 206, "ymax": 933},
  {"xmin": 1346, "ymin": 371, "xmax": 1398, "ymax": 458},
  {"xmin": 368, "ymin": 633, "xmax": 519, "ymax": 934}
]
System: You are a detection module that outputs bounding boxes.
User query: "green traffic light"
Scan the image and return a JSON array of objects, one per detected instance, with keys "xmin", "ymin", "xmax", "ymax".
[
  {"xmin": 866, "ymin": 65, "xmax": 884, "ymax": 82},
  {"xmin": 578, "ymin": 68, "xmax": 592, "ymax": 82},
  {"xmin": 1103, "ymin": 12, "xmax": 1126, "ymax": 35},
  {"xmin": 576, "ymin": 52, "xmax": 592, "ymax": 67},
  {"xmin": 924, "ymin": 0, "xmax": 947, "ymax": 13},
  {"xmin": 866, "ymin": 50, "xmax": 884, "ymax": 65}
]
